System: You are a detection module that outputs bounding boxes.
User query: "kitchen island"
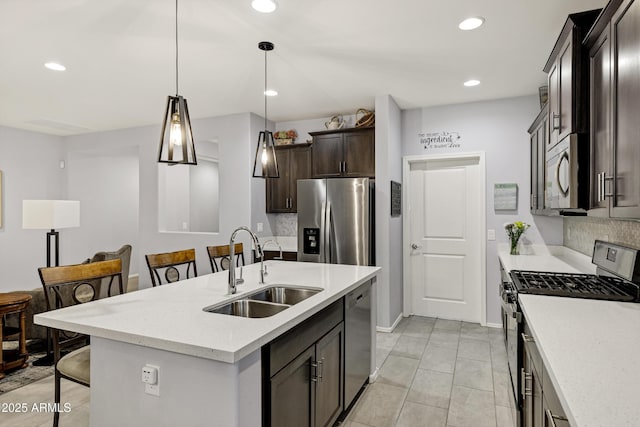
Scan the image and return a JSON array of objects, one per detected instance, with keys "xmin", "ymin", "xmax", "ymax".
[
  {"xmin": 35, "ymin": 261, "xmax": 380, "ymax": 427},
  {"xmin": 499, "ymin": 245, "xmax": 640, "ymax": 426}
]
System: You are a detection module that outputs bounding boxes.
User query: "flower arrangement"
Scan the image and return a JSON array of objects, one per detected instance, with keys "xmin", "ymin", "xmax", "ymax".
[
  {"xmin": 274, "ymin": 129, "xmax": 297, "ymax": 144},
  {"xmin": 505, "ymin": 221, "xmax": 530, "ymax": 255}
]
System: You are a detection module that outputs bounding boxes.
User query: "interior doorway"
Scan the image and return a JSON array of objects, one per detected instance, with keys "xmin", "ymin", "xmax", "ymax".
[{"xmin": 402, "ymin": 152, "xmax": 486, "ymax": 324}]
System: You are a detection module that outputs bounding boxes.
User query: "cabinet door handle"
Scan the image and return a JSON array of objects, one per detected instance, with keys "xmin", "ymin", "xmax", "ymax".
[
  {"xmin": 552, "ymin": 113, "xmax": 561, "ymax": 131},
  {"xmin": 597, "ymin": 173, "xmax": 602, "ymax": 202},
  {"xmin": 342, "ymin": 161, "xmax": 347, "ymax": 174},
  {"xmin": 545, "ymin": 409, "xmax": 568, "ymax": 427},
  {"xmin": 318, "ymin": 358, "xmax": 324, "ymax": 382},
  {"xmin": 310, "ymin": 361, "xmax": 318, "ymax": 382},
  {"xmin": 603, "ymin": 172, "xmax": 615, "ymax": 199}
]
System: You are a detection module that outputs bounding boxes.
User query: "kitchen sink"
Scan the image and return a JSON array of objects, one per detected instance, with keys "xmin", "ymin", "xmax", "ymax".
[
  {"xmin": 203, "ymin": 285, "xmax": 323, "ymax": 318},
  {"xmin": 205, "ymin": 299, "xmax": 289, "ymax": 318},
  {"xmin": 248, "ymin": 285, "xmax": 322, "ymax": 305}
]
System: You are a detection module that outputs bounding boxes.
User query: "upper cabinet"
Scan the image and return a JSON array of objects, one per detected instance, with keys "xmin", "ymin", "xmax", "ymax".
[
  {"xmin": 266, "ymin": 144, "xmax": 311, "ymax": 213},
  {"xmin": 585, "ymin": 0, "xmax": 640, "ymax": 219},
  {"xmin": 544, "ymin": 10, "xmax": 600, "ymax": 147},
  {"xmin": 310, "ymin": 127, "xmax": 375, "ymax": 178},
  {"xmin": 528, "ymin": 105, "xmax": 548, "ymax": 214}
]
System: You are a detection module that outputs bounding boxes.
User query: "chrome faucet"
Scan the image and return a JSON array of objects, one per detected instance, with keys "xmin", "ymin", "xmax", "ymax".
[
  {"xmin": 228, "ymin": 226, "xmax": 264, "ymax": 294},
  {"xmin": 261, "ymin": 240, "xmax": 283, "ymax": 276}
]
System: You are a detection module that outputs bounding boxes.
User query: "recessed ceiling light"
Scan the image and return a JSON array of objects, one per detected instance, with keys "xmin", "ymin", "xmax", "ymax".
[
  {"xmin": 464, "ymin": 79, "xmax": 481, "ymax": 87},
  {"xmin": 264, "ymin": 89, "xmax": 278, "ymax": 96},
  {"xmin": 251, "ymin": 0, "xmax": 277, "ymax": 13},
  {"xmin": 458, "ymin": 17, "xmax": 485, "ymax": 31},
  {"xmin": 44, "ymin": 62, "xmax": 66, "ymax": 71}
]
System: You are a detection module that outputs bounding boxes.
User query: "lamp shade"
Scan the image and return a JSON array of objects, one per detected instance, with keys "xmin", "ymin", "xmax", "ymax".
[{"xmin": 22, "ymin": 200, "xmax": 80, "ymax": 229}]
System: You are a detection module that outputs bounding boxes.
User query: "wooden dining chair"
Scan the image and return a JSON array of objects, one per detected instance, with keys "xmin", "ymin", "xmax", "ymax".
[
  {"xmin": 38, "ymin": 259, "xmax": 124, "ymax": 427},
  {"xmin": 145, "ymin": 248, "xmax": 197, "ymax": 286},
  {"xmin": 206, "ymin": 243, "xmax": 245, "ymax": 273}
]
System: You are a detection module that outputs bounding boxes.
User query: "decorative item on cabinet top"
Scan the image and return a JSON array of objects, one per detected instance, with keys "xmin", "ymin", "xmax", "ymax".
[
  {"xmin": 274, "ymin": 129, "xmax": 297, "ymax": 145},
  {"xmin": 325, "ymin": 115, "xmax": 345, "ymax": 130},
  {"xmin": 355, "ymin": 108, "xmax": 375, "ymax": 128}
]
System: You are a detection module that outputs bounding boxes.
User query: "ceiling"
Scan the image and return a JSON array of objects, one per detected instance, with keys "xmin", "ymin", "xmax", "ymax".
[{"xmin": 0, "ymin": 0, "xmax": 607, "ymax": 136}]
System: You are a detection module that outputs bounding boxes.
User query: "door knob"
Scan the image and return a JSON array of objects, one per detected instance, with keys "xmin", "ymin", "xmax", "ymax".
[{"xmin": 411, "ymin": 243, "xmax": 422, "ymax": 250}]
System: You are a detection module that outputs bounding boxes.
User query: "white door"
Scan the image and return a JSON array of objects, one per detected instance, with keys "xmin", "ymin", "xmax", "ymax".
[{"xmin": 408, "ymin": 155, "xmax": 483, "ymax": 322}]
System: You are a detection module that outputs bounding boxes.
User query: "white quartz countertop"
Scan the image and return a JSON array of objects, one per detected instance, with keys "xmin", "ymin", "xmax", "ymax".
[
  {"xmin": 519, "ymin": 294, "xmax": 640, "ymax": 427},
  {"xmin": 35, "ymin": 261, "xmax": 379, "ymax": 364},
  {"xmin": 498, "ymin": 245, "xmax": 640, "ymax": 426},
  {"xmin": 258, "ymin": 236, "xmax": 297, "ymax": 252},
  {"xmin": 498, "ymin": 244, "xmax": 596, "ymax": 276}
]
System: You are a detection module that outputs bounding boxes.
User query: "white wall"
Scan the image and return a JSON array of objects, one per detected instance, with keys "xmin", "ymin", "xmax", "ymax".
[
  {"xmin": 401, "ymin": 95, "xmax": 563, "ymax": 325},
  {"xmin": 374, "ymin": 95, "xmax": 404, "ymax": 328},
  {"xmin": 64, "ymin": 113, "xmax": 256, "ymax": 287},
  {"xmin": 64, "ymin": 147, "xmax": 140, "ymax": 273},
  {"xmin": 0, "ymin": 126, "xmax": 66, "ymax": 292}
]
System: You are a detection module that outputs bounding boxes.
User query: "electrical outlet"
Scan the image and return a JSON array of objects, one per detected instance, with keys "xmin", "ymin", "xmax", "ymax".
[
  {"xmin": 257, "ymin": 222, "xmax": 264, "ymax": 232},
  {"xmin": 142, "ymin": 365, "xmax": 160, "ymax": 396},
  {"xmin": 487, "ymin": 229, "xmax": 496, "ymax": 241}
]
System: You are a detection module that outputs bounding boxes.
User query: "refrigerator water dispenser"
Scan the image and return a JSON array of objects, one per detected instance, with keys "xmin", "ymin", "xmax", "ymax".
[{"xmin": 303, "ymin": 228, "xmax": 320, "ymax": 254}]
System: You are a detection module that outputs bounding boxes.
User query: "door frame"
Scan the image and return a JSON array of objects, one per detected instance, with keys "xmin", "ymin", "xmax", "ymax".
[{"xmin": 402, "ymin": 151, "xmax": 487, "ymax": 326}]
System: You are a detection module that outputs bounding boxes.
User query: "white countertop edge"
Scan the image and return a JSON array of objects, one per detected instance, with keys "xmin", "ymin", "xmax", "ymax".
[{"xmin": 35, "ymin": 264, "xmax": 379, "ymax": 364}]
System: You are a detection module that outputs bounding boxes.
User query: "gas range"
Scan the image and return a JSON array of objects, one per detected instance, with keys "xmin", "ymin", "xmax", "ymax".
[
  {"xmin": 509, "ymin": 270, "xmax": 640, "ymax": 302},
  {"xmin": 509, "ymin": 240, "xmax": 640, "ymax": 302}
]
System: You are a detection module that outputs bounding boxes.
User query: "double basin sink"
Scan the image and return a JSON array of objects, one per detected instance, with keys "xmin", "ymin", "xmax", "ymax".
[{"xmin": 203, "ymin": 285, "xmax": 322, "ymax": 318}]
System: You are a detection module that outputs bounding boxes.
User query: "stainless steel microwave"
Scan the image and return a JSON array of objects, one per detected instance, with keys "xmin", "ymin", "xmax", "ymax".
[{"xmin": 546, "ymin": 134, "xmax": 580, "ymax": 209}]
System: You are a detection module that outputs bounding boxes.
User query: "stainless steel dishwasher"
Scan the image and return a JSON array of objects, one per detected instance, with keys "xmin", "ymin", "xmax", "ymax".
[{"xmin": 344, "ymin": 280, "xmax": 372, "ymax": 410}]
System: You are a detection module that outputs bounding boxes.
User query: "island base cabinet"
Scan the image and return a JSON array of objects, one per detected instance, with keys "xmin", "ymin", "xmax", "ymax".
[
  {"xmin": 268, "ymin": 323, "xmax": 344, "ymax": 427},
  {"xmin": 264, "ymin": 299, "xmax": 345, "ymax": 427},
  {"xmin": 314, "ymin": 324, "xmax": 344, "ymax": 427},
  {"xmin": 270, "ymin": 346, "xmax": 315, "ymax": 427}
]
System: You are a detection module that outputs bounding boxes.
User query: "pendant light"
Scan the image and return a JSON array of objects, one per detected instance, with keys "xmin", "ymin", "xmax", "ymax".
[
  {"xmin": 158, "ymin": 0, "xmax": 197, "ymax": 165},
  {"xmin": 252, "ymin": 41, "xmax": 279, "ymax": 178}
]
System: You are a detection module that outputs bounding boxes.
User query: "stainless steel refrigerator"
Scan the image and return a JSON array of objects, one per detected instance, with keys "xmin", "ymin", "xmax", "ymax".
[{"xmin": 297, "ymin": 178, "xmax": 374, "ymax": 266}]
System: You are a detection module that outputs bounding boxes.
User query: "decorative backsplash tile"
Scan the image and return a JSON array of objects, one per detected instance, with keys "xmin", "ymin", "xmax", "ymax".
[
  {"xmin": 267, "ymin": 213, "xmax": 297, "ymax": 236},
  {"xmin": 564, "ymin": 216, "xmax": 640, "ymax": 255}
]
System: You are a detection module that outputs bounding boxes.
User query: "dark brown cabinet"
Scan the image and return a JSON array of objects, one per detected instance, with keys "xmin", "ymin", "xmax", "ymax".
[
  {"xmin": 588, "ymin": 23, "xmax": 612, "ymax": 215},
  {"xmin": 310, "ymin": 127, "xmax": 375, "ymax": 178},
  {"xmin": 543, "ymin": 10, "xmax": 600, "ymax": 147},
  {"xmin": 586, "ymin": 0, "xmax": 640, "ymax": 219},
  {"xmin": 262, "ymin": 250, "xmax": 297, "ymax": 261},
  {"xmin": 266, "ymin": 144, "xmax": 311, "ymax": 213},
  {"xmin": 264, "ymin": 300, "xmax": 344, "ymax": 427},
  {"xmin": 528, "ymin": 106, "xmax": 548, "ymax": 214},
  {"xmin": 522, "ymin": 323, "xmax": 569, "ymax": 427}
]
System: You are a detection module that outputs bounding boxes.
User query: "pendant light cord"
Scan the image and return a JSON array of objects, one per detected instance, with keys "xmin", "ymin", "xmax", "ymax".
[
  {"xmin": 264, "ymin": 47, "xmax": 267, "ymax": 130},
  {"xmin": 175, "ymin": 0, "xmax": 179, "ymax": 96}
]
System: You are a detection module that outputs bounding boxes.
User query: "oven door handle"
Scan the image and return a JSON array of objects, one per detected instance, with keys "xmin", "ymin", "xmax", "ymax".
[{"xmin": 501, "ymin": 300, "xmax": 521, "ymax": 322}]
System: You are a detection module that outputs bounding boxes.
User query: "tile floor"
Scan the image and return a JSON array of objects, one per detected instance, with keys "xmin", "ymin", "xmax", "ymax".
[
  {"xmin": 0, "ymin": 315, "xmax": 516, "ymax": 427},
  {"xmin": 342, "ymin": 316, "xmax": 516, "ymax": 427}
]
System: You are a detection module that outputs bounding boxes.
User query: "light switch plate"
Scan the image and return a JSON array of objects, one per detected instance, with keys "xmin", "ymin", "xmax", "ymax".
[
  {"xmin": 257, "ymin": 222, "xmax": 264, "ymax": 232},
  {"xmin": 487, "ymin": 229, "xmax": 496, "ymax": 241}
]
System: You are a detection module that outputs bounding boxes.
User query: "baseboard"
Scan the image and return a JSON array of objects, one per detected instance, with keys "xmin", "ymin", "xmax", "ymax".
[
  {"xmin": 486, "ymin": 322, "xmax": 503, "ymax": 329},
  {"xmin": 127, "ymin": 274, "xmax": 139, "ymax": 292},
  {"xmin": 369, "ymin": 367, "xmax": 379, "ymax": 383},
  {"xmin": 376, "ymin": 313, "xmax": 404, "ymax": 333}
]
